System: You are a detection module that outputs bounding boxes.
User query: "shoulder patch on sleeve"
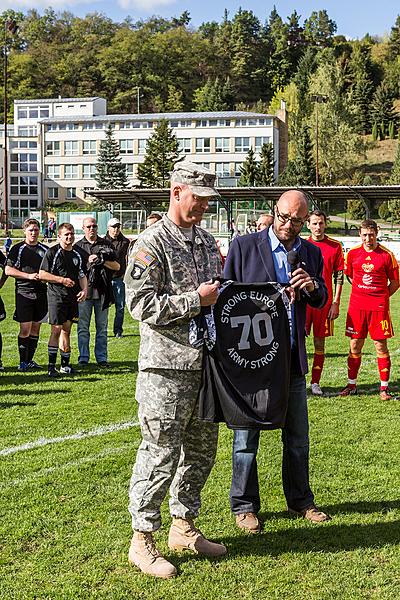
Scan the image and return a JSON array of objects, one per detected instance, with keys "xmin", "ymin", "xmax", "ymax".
[{"xmin": 134, "ymin": 249, "xmax": 157, "ymax": 268}]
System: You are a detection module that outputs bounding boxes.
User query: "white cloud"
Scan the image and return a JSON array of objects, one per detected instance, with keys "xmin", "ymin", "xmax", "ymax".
[
  {"xmin": 118, "ymin": 0, "xmax": 177, "ymax": 9},
  {"xmin": 1, "ymin": 0, "xmax": 178, "ymax": 9}
]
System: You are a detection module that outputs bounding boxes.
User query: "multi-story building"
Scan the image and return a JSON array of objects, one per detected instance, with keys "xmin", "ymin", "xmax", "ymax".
[{"xmin": 1, "ymin": 96, "xmax": 287, "ymax": 224}]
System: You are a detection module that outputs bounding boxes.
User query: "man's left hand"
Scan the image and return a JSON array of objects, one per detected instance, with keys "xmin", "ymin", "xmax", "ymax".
[{"xmin": 289, "ymin": 268, "xmax": 316, "ymax": 293}]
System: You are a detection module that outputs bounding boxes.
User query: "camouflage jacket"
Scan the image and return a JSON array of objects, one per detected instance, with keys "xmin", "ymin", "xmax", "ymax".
[{"xmin": 125, "ymin": 215, "xmax": 222, "ymax": 370}]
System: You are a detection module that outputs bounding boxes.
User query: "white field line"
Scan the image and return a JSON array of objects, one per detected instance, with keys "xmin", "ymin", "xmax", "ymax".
[
  {"xmin": 0, "ymin": 421, "xmax": 139, "ymax": 457},
  {"xmin": 1, "ymin": 445, "xmax": 128, "ymax": 489}
]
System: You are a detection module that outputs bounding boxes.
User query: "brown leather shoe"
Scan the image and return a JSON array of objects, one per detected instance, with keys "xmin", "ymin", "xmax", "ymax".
[
  {"xmin": 288, "ymin": 504, "xmax": 331, "ymax": 523},
  {"xmin": 235, "ymin": 512, "xmax": 261, "ymax": 534},
  {"xmin": 128, "ymin": 532, "xmax": 177, "ymax": 579},
  {"xmin": 168, "ymin": 518, "xmax": 227, "ymax": 557}
]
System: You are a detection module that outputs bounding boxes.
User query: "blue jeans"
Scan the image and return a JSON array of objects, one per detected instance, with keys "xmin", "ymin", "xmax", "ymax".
[
  {"xmin": 77, "ymin": 298, "xmax": 109, "ymax": 364},
  {"xmin": 230, "ymin": 373, "xmax": 314, "ymax": 514},
  {"xmin": 111, "ymin": 278, "xmax": 125, "ymax": 335}
]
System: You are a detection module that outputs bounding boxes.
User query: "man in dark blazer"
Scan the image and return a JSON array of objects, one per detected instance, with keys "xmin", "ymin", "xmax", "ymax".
[{"xmin": 224, "ymin": 190, "xmax": 330, "ymax": 534}]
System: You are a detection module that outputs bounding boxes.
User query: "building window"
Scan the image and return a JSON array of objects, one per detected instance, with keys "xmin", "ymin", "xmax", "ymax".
[
  {"xmin": 125, "ymin": 164, "xmax": 134, "ymax": 177},
  {"xmin": 82, "ymin": 164, "xmax": 96, "ymax": 178},
  {"xmin": 48, "ymin": 187, "xmax": 59, "ymax": 200},
  {"xmin": 215, "ymin": 162, "xmax": 231, "ymax": 177},
  {"xmin": 17, "ymin": 126, "xmax": 37, "ymax": 136},
  {"xmin": 10, "ymin": 153, "xmax": 37, "ymax": 172},
  {"xmin": 170, "ymin": 120, "xmax": 191, "ymax": 128},
  {"xmin": 83, "ymin": 122, "xmax": 103, "ymax": 130},
  {"xmin": 47, "ymin": 165, "xmax": 61, "ymax": 179},
  {"xmin": 119, "ymin": 139, "xmax": 134, "ymax": 154},
  {"xmin": 177, "ymin": 138, "xmax": 191, "ymax": 153},
  {"xmin": 66, "ymin": 187, "xmax": 77, "ymax": 199},
  {"xmin": 215, "ymin": 138, "xmax": 230, "ymax": 153},
  {"xmin": 83, "ymin": 140, "xmax": 97, "ymax": 155},
  {"xmin": 64, "ymin": 141, "xmax": 79, "ymax": 156},
  {"xmin": 255, "ymin": 136, "xmax": 271, "ymax": 152},
  {"xmin": 11, "ymin": 141, "xmax": 37, "ymax": 149},
  {"xmin": 138, "ymin": 139, "xmax": 147, "ymax": 155},
  {"xmin": 10, "ymin": 176, "xmax": 38, "ymax": 195},
  {"xmin": 235, "ymin": 137, "xmax": 250, "ymax": 153},
  {"xmin": 196, "ymin": 138, "xmax": 211, "ymax": 153},
  {"xmin": 46, "ymin": 141, "xmax": 61, "ymax": 156},
  {"xmin": 234, "ymin": 162, "xmax": 243, "ymax": 177},
  {"xmin": 236, "ymin": 118, "xmax": 272, "ymax": 127},
  {"xmin": 39, "ymin": 106, "xmax": 49, "ymax": 118},
  {"xmin": 65, "ymin": 165, "xmax": 79, "ymax": 179}
]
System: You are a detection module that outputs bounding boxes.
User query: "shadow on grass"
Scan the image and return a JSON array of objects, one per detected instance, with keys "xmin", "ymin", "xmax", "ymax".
[
  {"xmin": 309, "ymin": 382, "xmax": 398, "ymax": 397},
  {"xmin": 0, "ymin": 374, "xmax": 103, "ymax": 386},
  {"xmin": 0, "ymin": 400, "xmax": 37, "ymax": 409}
]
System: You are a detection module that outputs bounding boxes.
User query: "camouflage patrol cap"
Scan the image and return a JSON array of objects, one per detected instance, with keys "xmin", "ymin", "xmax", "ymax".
[{"xmin": 171, "ymin": 161, "xmax": 220, "ymax": 198}]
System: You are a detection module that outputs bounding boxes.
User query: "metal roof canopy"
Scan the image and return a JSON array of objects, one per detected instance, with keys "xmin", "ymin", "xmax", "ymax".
[{"xmin": 84, "ymin": 185, "xmax": 400, "ymax": 224}]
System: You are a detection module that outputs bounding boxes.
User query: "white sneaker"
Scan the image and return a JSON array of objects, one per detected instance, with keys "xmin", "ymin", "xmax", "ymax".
[
  {"xmin": 59, "ymin": 365, "xmax": 74, "ymax": 375},
  {"xmin": 311, "ymin": 383, "xmax": 323, "ymax": 396}
]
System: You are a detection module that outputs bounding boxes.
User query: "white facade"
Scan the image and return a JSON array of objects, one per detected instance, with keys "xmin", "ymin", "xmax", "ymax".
[{"xmin": 1, "ymin": 97, "xmax": 286, "ymax": 224}]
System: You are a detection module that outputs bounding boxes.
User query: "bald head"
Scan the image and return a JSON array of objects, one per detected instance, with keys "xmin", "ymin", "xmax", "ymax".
[{"xmin": 273, "ymin": 190, "xmax": 309, "ymax": 249}]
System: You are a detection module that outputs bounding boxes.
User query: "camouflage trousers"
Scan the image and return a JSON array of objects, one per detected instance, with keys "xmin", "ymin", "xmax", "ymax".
[{"xmin": 129, "ymin": 368, "xmax": 219, "ymax": 532}]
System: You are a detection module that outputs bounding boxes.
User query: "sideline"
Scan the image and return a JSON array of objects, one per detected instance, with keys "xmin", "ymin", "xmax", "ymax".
[{"xmin": 0, "ymin": 421, "xmax": 139, "ymax": 457}]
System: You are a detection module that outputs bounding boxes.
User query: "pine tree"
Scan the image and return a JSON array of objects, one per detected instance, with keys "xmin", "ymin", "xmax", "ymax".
[
  {"xmin": 257, "ymin": 143, "xmax": 275, "ymax": 185},
  {"xmin": 137, "ymin": 119, "xmax": 179, "ymax": 188},
  {"xmin": 95, "ymin": 123, "xmax": 128, "ymax": 190},
  {"xmin": 389, "ymin": 141, "xmax": 400, "ymax": 183},
  {"xmin": 371, "ymin": 122, "xmax": 378, "ymax": 141},
  {"xmin": 239, "ymin": 148, "xmax": 259, "ymax": 186},
  {"xmin": 192, "ymin": 77, "xmax": 234, "ymax": 111},
  {"xmin": 370, "ymin": 83, "xmax": 398, "ymax": 134}
]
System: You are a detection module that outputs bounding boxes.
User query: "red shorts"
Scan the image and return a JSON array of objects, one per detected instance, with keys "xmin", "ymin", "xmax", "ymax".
[
  {"xmin": 345, "ymin": 307, "xmax": 394, "ymax": 339},
  {"xmin": 306, "ymin": 304, "xmax": 335, "ymax": 338}
]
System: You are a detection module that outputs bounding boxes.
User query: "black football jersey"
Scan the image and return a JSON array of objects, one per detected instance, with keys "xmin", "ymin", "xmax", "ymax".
[{"xmin": 195, "ymin": 281, "xmax": 291, "ymax": 430}]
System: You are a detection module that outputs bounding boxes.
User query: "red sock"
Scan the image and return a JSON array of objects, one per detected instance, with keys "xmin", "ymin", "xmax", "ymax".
[
  {"xmin": 348, "ymin": 352, "xmax": 361, "ymax": 382},
  {"xmin": 377, "ymin": 353, "xmax": 391, "ymax": 386},
  {"xmin": 311, "ymin": 351, "xmax": 325, "ymax": 384}
]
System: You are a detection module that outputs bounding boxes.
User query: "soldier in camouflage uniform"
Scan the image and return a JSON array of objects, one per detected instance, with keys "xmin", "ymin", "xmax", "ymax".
[{"xmin": 125, "ymin": 162, "xmax": 226, "ymax": 579}]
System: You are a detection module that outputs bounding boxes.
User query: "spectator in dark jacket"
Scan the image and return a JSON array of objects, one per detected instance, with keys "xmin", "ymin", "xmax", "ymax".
[
  {"xmin": 74, "ymin": 217, "xmax": 119, "ymax": 367},
  {"xmin": 105, "ymin": 218, "xmax": 130, "ymax": 337}
]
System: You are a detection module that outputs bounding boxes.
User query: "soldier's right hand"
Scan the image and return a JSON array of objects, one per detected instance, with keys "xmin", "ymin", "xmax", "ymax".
[{"xmin": 197, "ymin": 280, "xmax": 220, "ymax": 306}]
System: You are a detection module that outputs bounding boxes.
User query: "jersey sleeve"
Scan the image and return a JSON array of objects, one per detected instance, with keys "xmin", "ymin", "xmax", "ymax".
[
  {"xmin": 334, "ymin": 242, "xmax": 344, "ymax": 272},
  {"xmin": 6, "ymin": 244, "xmax": 19, "ymax": 268},
  {"xmin": 386, "ymin": 251, "xmax": 399, "ymax": 281},
  {"xmin": 124, "ymin": 241, "xmax": 200, "ymax": 326},
  {"xmin": 0, "ymin": 250, "xmax": 6, "ymax": 269},
  {"xmin": 344, "ymin": 249, "xmax": 353, "ymax": 278},
  {"xmin": 39, "ymin": 248, "xmax": 53, "ymax": 273}
]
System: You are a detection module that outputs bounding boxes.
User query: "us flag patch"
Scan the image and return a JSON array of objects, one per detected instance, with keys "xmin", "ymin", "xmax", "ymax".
[{"xmin": 134, "ymin": 249, "xmax": 156, "ymax": 268}]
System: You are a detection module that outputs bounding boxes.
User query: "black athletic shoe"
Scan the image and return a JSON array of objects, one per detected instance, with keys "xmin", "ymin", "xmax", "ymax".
[
  {"xmin": 97, "ymin": 361, "xmax": 110, "ymax": 368},
  {"xmin": 48, "ymin": 366, "xmax": 59, "ymax": 378}
]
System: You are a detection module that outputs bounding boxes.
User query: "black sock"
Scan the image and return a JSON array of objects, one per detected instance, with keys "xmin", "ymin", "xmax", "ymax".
[
  {"xmin": 18, "ymin": 336, "xmax": 29, "ymax": 363},
  {"xmin": 48, "ymin": 346, "xmax": 58, "ymax": 368},
  {"xmin": 60, "ymin": 351, "xmax": 71, "ymax": 367},
  {"xmin": 27, "ymin": 335, "xmax": 39, "ymax": 363}
]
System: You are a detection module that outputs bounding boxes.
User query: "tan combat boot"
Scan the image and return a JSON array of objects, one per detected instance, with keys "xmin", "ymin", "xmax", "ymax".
[
  {"xmin": 128, "ymin": 532, "xmax": 177, "ymax": 579},
  {"xmin": 168, "ymin": 518, "xmax": 227, "ymax": 557}
]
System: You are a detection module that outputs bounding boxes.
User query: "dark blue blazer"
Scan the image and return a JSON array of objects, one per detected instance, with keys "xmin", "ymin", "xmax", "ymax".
[{"xmin": 224, "ymin": 227, "xmax": 327, "ymax": 375}]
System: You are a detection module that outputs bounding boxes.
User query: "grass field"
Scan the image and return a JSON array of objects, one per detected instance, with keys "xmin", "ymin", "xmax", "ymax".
[{"xmin": 0, "ymin": 275, "xmax": 399, "ymax": 600}]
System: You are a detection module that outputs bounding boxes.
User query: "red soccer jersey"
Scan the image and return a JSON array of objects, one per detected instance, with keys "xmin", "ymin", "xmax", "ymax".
[
  {"xmin": 307, "ymin": 235, "xmax": 344, "ymax": 302},
  {"xmin": 345, "ymin": 243, "xmax": 399, "ymax": 311}
]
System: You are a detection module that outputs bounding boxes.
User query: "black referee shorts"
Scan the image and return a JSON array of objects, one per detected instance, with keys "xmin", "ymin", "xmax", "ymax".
[
  {"xmin": 48, "ymin": 299, "xmax": 79, "ymax": 325},
  {"xmin": 14, "ymin": 291, "xmax": 48, "ymax": 323}
]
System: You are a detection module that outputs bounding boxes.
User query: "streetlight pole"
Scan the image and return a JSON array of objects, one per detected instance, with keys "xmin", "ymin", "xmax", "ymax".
[
  {"xmin": 2, "ymin": 18, "xmax": 18, "ymax": 232},
  {"xmin": 310, "ymin": 94, "xmax": 328, "ymax": 187},
  {"xmin": 136, "ymin": 86, "xmax": 140, "ymax": 114}
]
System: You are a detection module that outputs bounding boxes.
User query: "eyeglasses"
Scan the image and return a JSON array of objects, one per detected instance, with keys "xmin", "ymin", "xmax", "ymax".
[
  {"xmin": 85, "ymin": 224, "xmax": 98, "ymax": 229},
  {"xmin": 275, "ymin": 207, "xmax": 308, "ymax": 227}
]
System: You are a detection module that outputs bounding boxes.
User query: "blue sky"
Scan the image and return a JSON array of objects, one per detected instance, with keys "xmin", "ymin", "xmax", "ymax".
[{"xmin": 3, "ymin": 0, "xmax": 400, "ymax": 40}]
